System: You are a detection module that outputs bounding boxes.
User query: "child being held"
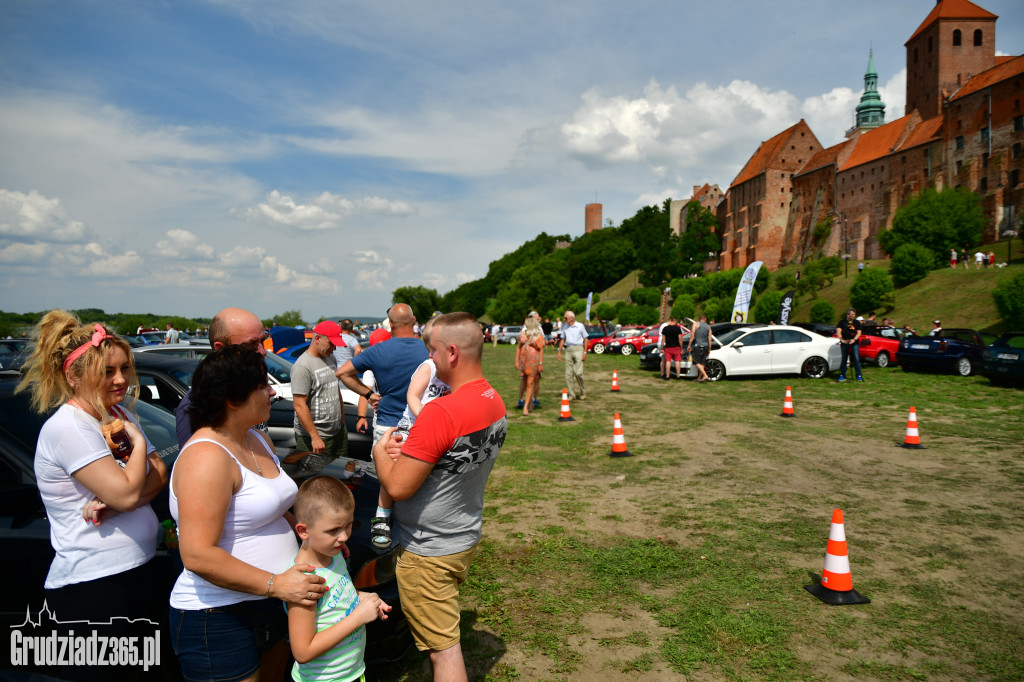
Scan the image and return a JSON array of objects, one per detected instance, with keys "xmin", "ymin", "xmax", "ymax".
[{"xmin": 289, "ymin": 476, "xmax": 391, "ymax": 682}]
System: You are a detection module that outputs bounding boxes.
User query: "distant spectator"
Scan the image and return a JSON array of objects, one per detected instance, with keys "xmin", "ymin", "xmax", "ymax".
[
  {"xmin": 163, "ymin": 323, "xmax": 180, "ymax": 344},
  {"xmin": 857, "ymin": 262, "xmax": 865, "ymax": 274},
  {"xmin": 862, "ymin": 312, "xmax": 878, "ymax": 332},
  {"xmin": 491, "ymin": 322, "xmax": 501, "ymax": 348},
  {"xmin": 975, "ymin": 251, "xmax": 985, "ymax": 269},
  {"xmin": 929, "ymin": 320, "xmax": 943, "ymax": 336},
  {"xmin": 836, "ymin": 308, "xmax": 864, "ymax": 382},
  {"xmin": 950, "ymin": 248, "xmax": 958, "ymax": 269},
  {"xmin": 331, "ymin": 318, "xmax": 362, "ymax": 368},
  {"xmin": 988, "ymin": 251, "xmax": 996, "ymax": 268}
]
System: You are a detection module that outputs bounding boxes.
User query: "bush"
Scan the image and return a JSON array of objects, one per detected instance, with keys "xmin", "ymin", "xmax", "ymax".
[
  {"xmin": 849, "ymin": 268, "xmax": 895, "ymax": 315},
  {"xmin": 617, "ymin": 304, "xmax": 659, "ymax": 326},
  {"xmin": 809, "ymin": 301, "xmax": 835, "ymax": 324},
  {"xmin": 629, "ymin": 287, "xmax": 662, "ymax": 307},
  {"xmin": 993, "ymin": 272, "xmax": 1024, "ymax": 329},
  {"xmin": 701, "ymin": 297, "xmax": 732, "ymax": 324},
  {"xmin": 890, "ymin": 243, "xmax": 935, "ymax": 287},
  {"xmin": 671, "ymin": 295, "xmax": 696, "ymax": 322},
  {"xmin": 752, "ymin": 290, "xmax": 784, "ymax": 324},
  {"xmin": 774, "ymin": 271, "xmax": 797, "ymax": 290},
  {"xmin": 595, "ymin": 302, "xmax": 617, "ymax": 322}
]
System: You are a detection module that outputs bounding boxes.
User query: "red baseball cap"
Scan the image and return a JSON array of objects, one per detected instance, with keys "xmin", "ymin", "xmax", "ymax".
[{"xmin": 312, "ymin": 321, "xmax": 346, "ymax": 346}]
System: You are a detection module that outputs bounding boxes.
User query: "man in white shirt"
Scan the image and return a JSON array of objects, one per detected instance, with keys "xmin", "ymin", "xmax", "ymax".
[{"xmin": 557, "ymin": 311, "xmax": 588, "ymax": 400}]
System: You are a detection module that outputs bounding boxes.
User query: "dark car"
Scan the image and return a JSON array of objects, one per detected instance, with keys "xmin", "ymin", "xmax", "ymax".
[
  {"xmin": 0, "ymin": 338, "xmax": 32, "ymax": 371},
  {"xmin": 979, "ymin": 332, "xmax": 1024, "ymax": 385},
  {"xmin": 899, "ymin": 329, "xmax": 990, "ymax": 376},
  {"xmin": 0, "ymin": 376, "xmax": 409, "ymax": 678},
  {"xmin": 792, "ymin": 322, "xmax": 839, "ymax": 337}
]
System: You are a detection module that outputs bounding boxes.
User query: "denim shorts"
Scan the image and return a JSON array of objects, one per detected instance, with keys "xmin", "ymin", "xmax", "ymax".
[{"xmin": 170, "ymin": 599, "xmax": 286, "ymax": 682}]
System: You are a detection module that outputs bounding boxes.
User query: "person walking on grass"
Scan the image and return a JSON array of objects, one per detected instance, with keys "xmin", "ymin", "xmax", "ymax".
[
  {"xmin": 557, "ymin": 310, "xmax": 588, "ymax": 400},
  {"xmin": 836, "ymin": 308, "xmax": 864, "ymax": 382}
]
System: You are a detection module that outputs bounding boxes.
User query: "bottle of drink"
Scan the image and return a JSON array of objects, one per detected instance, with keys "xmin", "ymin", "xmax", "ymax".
[
  {"xmin": 102, "ymin": 418, "xmax": 132, "ymax": 462},
  {"xmin": 161, "ymin": 519, "xmax": 179, "ymax": 549}
]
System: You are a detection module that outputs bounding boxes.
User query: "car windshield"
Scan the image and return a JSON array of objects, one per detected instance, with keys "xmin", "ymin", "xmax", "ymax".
[
  {"xmin": 169, "ymin": 367, "xmax": 195, "ymax": 388},
  {"xmin": 263, "ymin": 351, "xmax": 295, "ymax": 384},
  {"xmin": 717, "ymin": 329, "xmax": 748, "ymax": 345}
]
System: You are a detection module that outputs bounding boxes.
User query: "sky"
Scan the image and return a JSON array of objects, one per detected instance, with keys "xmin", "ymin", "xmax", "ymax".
[{"xmin": 1, "ymin": 0, "xmax": 1022, "ymax": 321}]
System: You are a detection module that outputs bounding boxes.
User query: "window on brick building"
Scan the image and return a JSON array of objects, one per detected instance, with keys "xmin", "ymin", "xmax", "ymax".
[
  {"xmin": 982, "ymin": 154, "xmax": 988, "ymax": 168},
  {"xmin": 1014, "ymin": 115, "xmax": 1023, "ymax": 132},
  {"xmin": 956, "ymin": 136, "xmax": 964, "ymax": 150},
  {"xmin": 914, "ymin": 47, "xmax": 919, "ymax": 64},
  {"xmin": 1012, "ymin": 169, "xmax": 1020, "ymax": 187},
  {"xmin": 980, "ymin": 177, "xmax": 987, "ymax": 193},
  {"xmin": 1014, "ymin": 143, "xmax": 1022, "ymax": 159},
  {"xmin": 953, "ymin": 29, "xmax": 961, "ymax": 47},
  {"xmin": 974, "ymin": 29, "xmax": 982, "ymax": 46},
  {"xmin": 981, "ymin": 127, "xmax": 989, "ymax": 143},
  {"xmin": 956, "ymin": 160, "xmax": 963, "ymax": 174},
  {"xmin": 928, "ymin": 37, "xmax": 932, "ymax": 52}
]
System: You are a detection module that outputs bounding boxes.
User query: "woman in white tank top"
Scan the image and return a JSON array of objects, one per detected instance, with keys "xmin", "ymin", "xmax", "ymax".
[{"xmin": 168, "ymin": 346, "xmax": 328, "ymax": 682}]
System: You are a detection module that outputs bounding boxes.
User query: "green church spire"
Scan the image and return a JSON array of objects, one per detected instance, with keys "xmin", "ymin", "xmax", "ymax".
[{"xmin": 855, "ymin": 48, "xmax": 885, "ymax": 130}]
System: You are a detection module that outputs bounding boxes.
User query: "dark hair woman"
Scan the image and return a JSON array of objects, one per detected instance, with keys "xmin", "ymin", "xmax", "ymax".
[
  {"xmin": 16, "ymin": 309, "xmax": 169, "ymax": 681},
  {"xmin": 168, "ymin": 345, "xmax": 327, "ymax": 682}
]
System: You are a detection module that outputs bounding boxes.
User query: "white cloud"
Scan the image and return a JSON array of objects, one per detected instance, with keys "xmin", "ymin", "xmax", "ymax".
[
  {"xmin": 0, "ymin": 189, "xmax": 89, "ymax": 242},
  {"xmin": 155, "ymin": 229, "xmax": 216, "ymax": 260},
  {"xmin": 233, "ymin": 190, "xmax": 415, "ymax": 231},
  {"xmin": 0, "ymin": 241, "xmax": 49, "ymax": 264},
  {"xmin": 350, "ymin": 250, "xmax": 394, "ymax": 267}
]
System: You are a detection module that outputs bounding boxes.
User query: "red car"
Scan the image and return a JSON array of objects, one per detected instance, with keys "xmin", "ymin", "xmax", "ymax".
[
  {"xmin": 588, "ymin": 326, "xmax": 643, "ymax": 355},
  {"xmin": 858, "ymin": 327, "xmax": 904, "ymax": 367},
  {"xmin": 608, "ymin": 325, "xmax": 661, "ymax": 356}
]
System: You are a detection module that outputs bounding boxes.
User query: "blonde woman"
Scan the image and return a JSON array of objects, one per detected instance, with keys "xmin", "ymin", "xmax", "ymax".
[
  {"xmin": 515, "ymin": 315, "xmax": 546, "ymax": 415},
  {"xmin": 17, "ymin": 310, "xmax": 168, "ymax": 680}
]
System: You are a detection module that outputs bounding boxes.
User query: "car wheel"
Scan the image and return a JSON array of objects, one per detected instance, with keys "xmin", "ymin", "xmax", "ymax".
[
  {"xmin": 593, "ymin": 342, "xmax": 605, "ymax": 354},
  {"xmin": 620, "ymin": 344, "xmax": 635, "ymax": 356},
  {"xmin": 509, "ymin": 338, "xmax": 517, "ymax": 345},
  {"xmin": 876, "ymin": 351, "xmax": 890, "ymax": 368},
  {"xmin": 955, "ymin": 357, "xmax": 972, "ymax": 376},
  {"xmin": 801, "ymin": 356, "xmax": 829, "ymax": 379},
  {"xmin": 706, "ymin": 359, "xmax": 725, "ymax": 381}
]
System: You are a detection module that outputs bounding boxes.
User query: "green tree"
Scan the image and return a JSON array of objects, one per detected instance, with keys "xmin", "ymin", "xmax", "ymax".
[
  {"xmin": 849, "ymin": 268, "xmax": 895, "ymax": 314},
  {"xmin": 752, "ymin": 290, "xmax": 784, "ymax": 324},
  {"xmin": 268, "ymin": 310, "xmax": 305, "ymax": 327},
  {"xmin": 490, "ymin": 251, "xmax": 572, "ymax": 324},
  {"xmin": 701, "ymin": 297, "xmax": 732, "ymax": 323},
  {"xmin": 809, "ymin": 301, "xmax": 836, "ymax": 324},
  {"xmin": 890, "ymin": 243, "xmax": 935, "ymax": 287},
  {"xmin": 617, "ymin": 304, "xmax": 659, "ymax": 326},
  {"xmin": 392, "ymin": 285, "xmax": 441, "ymax": 323},
  {"xmin": 669, "ymin": 276, "xmax": 709, "ymax": 302},
  {"xmin": 671, "ymin": 294, "xmax": 696, "ymax": 321},
  {"xmin": 879, "ymin": 187, "xmax": 985, "ymax": 263},
  {"xmin": 677, "ymin": 202, "xmax": 720, "ymax": 275},
  {"xmin": 992, "ymin": 271, "xmax": 1024, "ymax": 329},
  {"xmin": 440, "ymin": 279, "xmax": 490, "ymax": 317},
  {"xmin": 774, "ymin": 271, "xmax": 797, "ymax": 290},
  {"xmin": 595, "ymin": 302, "xmax": 617, "ymax": 322},
  {"xmin": 618, "ymin": 201, "xmax": 676, "ymax": 286},
  {"xmin": 629, "ymin": 287, "xmax": 662, "ymax": 307},
  {"xmin": 483, "ymin": 233, "xmax": 565, "ymax": 296},
  {"xmin": 566, "ymin": 228, "xmax": 637, "ymax": 294}
]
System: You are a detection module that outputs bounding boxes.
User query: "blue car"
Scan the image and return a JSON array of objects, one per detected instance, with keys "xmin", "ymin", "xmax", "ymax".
[
  {"xmin": 899, "ymin": 329, "xmax": 990, "ymax": 376},
  {"xmin": 276, "ymin": 341, "xmax": 310, "ymax": 363}
]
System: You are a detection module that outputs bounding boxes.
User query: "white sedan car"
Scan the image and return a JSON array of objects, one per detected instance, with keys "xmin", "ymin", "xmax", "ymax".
[{"xmin": 700, "ymin": 325, "xmax": 841, "ymax": 381}]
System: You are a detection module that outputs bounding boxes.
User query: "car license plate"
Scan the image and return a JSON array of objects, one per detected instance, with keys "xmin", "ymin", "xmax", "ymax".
[
  {"xmin": 911, "ymin": 344, "xmax": 929, "ymax": 350},
  {"xmin": 997, "ymin": 353, "xmax": 1020, "ymax": 360}
]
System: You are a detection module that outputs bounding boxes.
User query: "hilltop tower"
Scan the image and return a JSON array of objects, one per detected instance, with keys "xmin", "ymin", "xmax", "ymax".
[
  {"xmin": 904, "ymin": 0, "xmax": 996, "ymax": 119},
  {"xmin": 585, "ymin": 202, "xmax": 602, "ymax": 233}
]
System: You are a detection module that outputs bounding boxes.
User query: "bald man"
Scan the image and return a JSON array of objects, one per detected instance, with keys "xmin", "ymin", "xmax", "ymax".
[
  {"xmin": 336, "ymin": 303, "xmax": 427, "ymax": 448},
  {"xmin": 557, "ymin": 310, "xmax": 588, "ymax": 400},
  {"xmin": 174, "ymin": 307, "xmax": 268, "ymax": 448},
  {"xmin": 374, "ymin": 312, "xmax": 506, "ymax": 682}
]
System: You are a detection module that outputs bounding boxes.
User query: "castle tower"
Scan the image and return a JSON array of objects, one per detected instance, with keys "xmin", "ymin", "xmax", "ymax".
[
  {"xmin": 585, "ymin": 202, "xmax": 602, "ymax": 233},
  {"xmin": 854, "ymin": 49, "xmax": 885, "ymax": 130},
  {"xmin": 904, "ymin": 0, "xmax": 997, "ymax": 119}
]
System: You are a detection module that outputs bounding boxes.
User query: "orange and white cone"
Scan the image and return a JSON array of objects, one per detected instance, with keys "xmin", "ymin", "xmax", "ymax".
[
  {"xmin": 611, "ymin": 369, "xmax": 620, "ymax": 392},
  {"xmin": 779, "ymin": 385, "xmax": 795, "ymax": 418},
  {"xmin": 557, "ymin": 388, "xmax": 575, "ymax": 422},
  {"xmin": 804, "ymin": 509, "xmax": 870, "ymax": 605},
  {"xmin": 607, "ymin": 412, "xmax": 633, "ymax": 457},
  {"xmin": 899, "ymin": 407, "xmax": 924, "ymax": 449}
]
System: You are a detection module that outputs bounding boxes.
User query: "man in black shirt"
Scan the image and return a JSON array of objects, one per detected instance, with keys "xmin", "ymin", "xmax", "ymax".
[
  {"xmin": 836, "ymin": 308, "xmax": 863, "ymax": 382},
  {"xmin": 660, "ymin": 317, "xmax": 684, "ymax": 380}
]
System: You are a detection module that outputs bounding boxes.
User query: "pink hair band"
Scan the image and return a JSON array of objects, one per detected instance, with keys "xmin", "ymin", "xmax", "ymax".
[{"xmin": 63, "ymin": 324, "xmax": 112, "ymax": 373}]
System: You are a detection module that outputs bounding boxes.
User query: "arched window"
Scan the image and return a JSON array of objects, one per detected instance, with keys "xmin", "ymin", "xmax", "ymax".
[
  {"xmin": 974, "ymin": 29, "xmax": 983, "ymax": 46},
  {"xmin": 953, "ymin": 29, "xmax": 962, "ymax": 46}
]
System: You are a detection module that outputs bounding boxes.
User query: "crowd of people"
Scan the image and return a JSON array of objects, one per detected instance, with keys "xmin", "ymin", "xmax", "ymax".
[
  {"xmin": 950, "ymin": 247, "xmax": 999, "ymax": 270},
  {"xmin": 17, "ymin": 304, "xmax": 506, "ymax": 682}
]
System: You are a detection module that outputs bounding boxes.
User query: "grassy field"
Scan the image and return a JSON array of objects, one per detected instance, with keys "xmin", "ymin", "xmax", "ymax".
[{"xmin": 371, "ymin": 345, "xmax": 1024, "ymax": 681}]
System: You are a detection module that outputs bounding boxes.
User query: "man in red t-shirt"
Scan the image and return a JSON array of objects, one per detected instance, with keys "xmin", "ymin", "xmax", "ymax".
[{"xmin": 374, "ymin": 312, "xmax": 507, "ymax": 681}]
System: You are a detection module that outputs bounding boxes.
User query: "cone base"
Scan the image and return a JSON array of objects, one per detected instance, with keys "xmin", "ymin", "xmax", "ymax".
[
  {"xmin": 899, "ymin": 442, "xmax": 925, "ymax": 449},
  {"xmin": 610, "ymin": 388, "xmax": 620, "ymax": 392},
  {"xmin": 804, "ymin": 583, "xmax": 871, "ymax": 605},
  {"xmin": 608, "ymin": 450, "xmax": 634, "ymax": 458},
  {"xmin": 779, "ymin": 412, "xmax": 795, "ymax": 418},
  {"xmin": 558, "ymin": 416, "xmax": 576, "ymax": 422}
]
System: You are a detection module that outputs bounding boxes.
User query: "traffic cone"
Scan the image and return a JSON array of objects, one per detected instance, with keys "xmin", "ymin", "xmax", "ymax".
[
  {"xmin": 779, "ymin": 385, "xmax": 795, "ymax": 418},
  {"xmin": 610, "ymin": 369, "xmax": 620, "ymax": 392},
  {"xmin": 607, "ymin": 412, "xmax": 633, "ymax": 457},
  {"xmin": 804, "ymin": 509, "xmax": 870, "ymax": 605},
  {"xmin": 899, "ymin": 407, "xmax": 924, "ymax": 448},
  {"xmin": 557, "ymin": 389, "xmax": 575, "ymax": 422}
]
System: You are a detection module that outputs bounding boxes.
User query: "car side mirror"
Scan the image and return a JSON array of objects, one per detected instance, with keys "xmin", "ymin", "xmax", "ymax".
[{"xmin": 732, "ymin": 342, "xmax": 744, "ymax": 348}]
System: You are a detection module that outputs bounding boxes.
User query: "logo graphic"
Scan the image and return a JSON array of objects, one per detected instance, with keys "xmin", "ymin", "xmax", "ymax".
[{"xmin": 9, "ymin": 601, "xmax": 161, "ymax": 671}]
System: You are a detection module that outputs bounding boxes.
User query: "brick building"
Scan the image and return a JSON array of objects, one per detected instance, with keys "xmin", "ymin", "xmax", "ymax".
[
  {"xmin": 716, "ymin": 0, "xmax": 1023, "ymax": 271},
  {"xmin": 585, "ymin": 202, "xmax": 602, "ymax": 233},
  {"xmin": 668, "ymin": 183, "xmax": 724, "ymax": 237}
]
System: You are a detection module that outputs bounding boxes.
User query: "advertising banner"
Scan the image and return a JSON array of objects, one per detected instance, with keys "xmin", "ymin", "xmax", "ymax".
[
  {"xmin": 778, "ymin": 289, "xmax": 796, "ymax": 325},
  {"xmin": 730, "ymin": 261, "xmax": 763, "ymax": 323},
  {"xmin": 584, "ymin": 291, "xmax": 593, "ymax": 323}
]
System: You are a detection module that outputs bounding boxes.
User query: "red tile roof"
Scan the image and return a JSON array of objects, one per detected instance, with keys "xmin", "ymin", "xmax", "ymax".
[
  {"xmin": 731, "ymin": 120, "xmax": 809, "ymax": 186},
  {"xmin": 796, "ymin": 140, "xmax": 849, "ymax": 177},
  {"xmin": 898, "ymin": 116, "xmax": 943, "ymax": 150},
  {"xmin": 949, "ymin": 54, "xmax": 1024, "ymax": 100},
  {"xmin": 906, "ymin": 0, "xmax": 997, "ymax": 44},
  {"xmin": 840, "ymin": 116, "xmax": 916, "ymax": 171}
]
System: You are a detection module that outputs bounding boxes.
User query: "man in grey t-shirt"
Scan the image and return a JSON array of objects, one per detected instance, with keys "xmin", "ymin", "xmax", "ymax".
[{"xmin": 291, "ymin": 320, "xmax": 347, "ymax": 477}]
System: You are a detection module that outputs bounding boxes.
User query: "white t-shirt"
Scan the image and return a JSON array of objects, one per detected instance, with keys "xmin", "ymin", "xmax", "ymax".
[
  {"xmin": 35, "ymin": 404, "xmax": 158, "ymax": 589},
  {"xmin": 398, "ymin": 359, "xmax": 450, "ymax": 430}
]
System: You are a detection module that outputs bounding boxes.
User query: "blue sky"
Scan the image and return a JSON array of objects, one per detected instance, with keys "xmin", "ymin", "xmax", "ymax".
[{"xmin": 2, "ymin": 0, "xmax": 1022, "ymax": 320}]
